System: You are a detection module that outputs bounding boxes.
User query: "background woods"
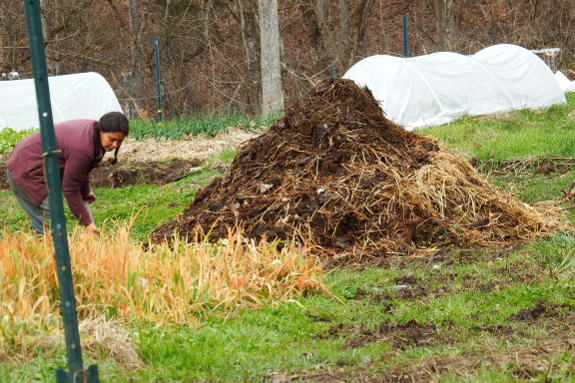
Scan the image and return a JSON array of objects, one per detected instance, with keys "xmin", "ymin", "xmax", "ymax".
[{"xmin": 1, "ymin": 0, "xmax": 574, "ymax": 119}]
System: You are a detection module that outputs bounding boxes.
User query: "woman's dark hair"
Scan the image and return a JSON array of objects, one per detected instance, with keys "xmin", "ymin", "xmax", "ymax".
[{"xmin": 93, "ymin": 112, "xmax": 130, "ymax": 165}]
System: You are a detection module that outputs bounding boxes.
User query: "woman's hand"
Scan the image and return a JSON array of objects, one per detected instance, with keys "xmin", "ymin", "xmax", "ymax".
[
  {"xmin": 86, "ymin": 223, "xmax": 101, "ymax": 236},
  {"xmin": 83, "ymin": 192, "xmax": 97, "ymax": 203}
]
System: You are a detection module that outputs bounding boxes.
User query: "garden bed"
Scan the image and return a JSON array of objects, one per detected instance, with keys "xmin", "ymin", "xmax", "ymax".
[{"xmin": 0, "ymin": 126, "xmax": 256, "ymax": 190}]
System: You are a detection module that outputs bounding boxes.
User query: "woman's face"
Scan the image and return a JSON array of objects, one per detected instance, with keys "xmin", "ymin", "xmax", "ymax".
[{"xmin": 100, "ymin": 131, "xmax": 126, "ymax": 152}]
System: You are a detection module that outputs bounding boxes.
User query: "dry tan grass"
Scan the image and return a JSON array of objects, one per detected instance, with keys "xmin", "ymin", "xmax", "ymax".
[
  {"xmin": 77, "ymin": 315, "xmax": 145, "ymax": 370},
  {"xmin": 3, "ymin": 315, "xmax": 145, "ymax": 371},
  {"xmin": 0, "ymin": 224, "xmax": 329, "ymax": 361},
  {"xmin": 111, "ymin": 127, "xmax": 259, "ymax": 163}
]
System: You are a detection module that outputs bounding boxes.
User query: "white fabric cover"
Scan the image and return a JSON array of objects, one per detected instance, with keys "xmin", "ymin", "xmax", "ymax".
[
  {"xmin": 554, "ymin": 71, "xmax": 575, "ymax": 92},
  {"xmin": 0, "ymin": 72, "xmax": 123, "ymax": 131},
  {"xmin": 343, "ymin": 44, "xmax": 566, "ymax": 130}
]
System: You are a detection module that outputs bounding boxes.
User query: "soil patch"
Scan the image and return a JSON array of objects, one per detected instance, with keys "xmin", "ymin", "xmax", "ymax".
[
  {"xmin": 507, "ymin": 300, "xmax": 573, "ymax": 322},
  {"xmin": 149, "ymin": 79, "xmax": 570, "ymax": 263},
  {"xmin": 0, "ymin": 126, "xmax": 256, "ymax": 190},
  {"xmin": 288, "ymin": 313, "xmax": 575, "ymax": 382},
  {"xmin": 339, "ymin": 319, "xmax": 450, "ymax": 350},
  {"xmin": 0, "ymin": 158, "xmax": 205, "ymax": 190},
  {"xmin": 90, "ymin": 159, "xmax": 204, "ymax": 188}
]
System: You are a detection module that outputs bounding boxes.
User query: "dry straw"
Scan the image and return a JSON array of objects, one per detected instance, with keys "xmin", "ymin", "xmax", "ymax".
[{"xmin": 0, "ymin": 224, "xmax": 329, "ymax": 362}]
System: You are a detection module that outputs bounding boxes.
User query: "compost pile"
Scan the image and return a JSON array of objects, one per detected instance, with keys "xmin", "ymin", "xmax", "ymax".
[{"xmin": 150, "ymin": 79, "xmax": 567, "ymax": 262}]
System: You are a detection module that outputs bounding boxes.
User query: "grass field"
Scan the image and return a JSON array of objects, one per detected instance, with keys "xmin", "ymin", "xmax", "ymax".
[{"xmin": 3, "ymin": 96, "xmax": 575, "ymax": 382}]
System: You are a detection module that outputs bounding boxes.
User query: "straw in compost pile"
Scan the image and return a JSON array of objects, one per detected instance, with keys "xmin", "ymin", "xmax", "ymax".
[{"xmin": 150, "ymin": 79, "xmax": 569, "ymax": 263}]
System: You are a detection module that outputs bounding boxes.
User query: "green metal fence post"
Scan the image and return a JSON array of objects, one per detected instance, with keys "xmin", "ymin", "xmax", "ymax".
[
  {"xmin": 402, "ymin": 14, "xmax": 409, "ymax": 57},
  {"xmin": 22, "ymin": 1, "xmax": 99, "ymax": 382}
]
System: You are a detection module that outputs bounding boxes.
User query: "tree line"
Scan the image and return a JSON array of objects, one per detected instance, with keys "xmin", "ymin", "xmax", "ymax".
[{"xmin": 1, "ymin": 0, "xmax": 572, "ymax": 120}]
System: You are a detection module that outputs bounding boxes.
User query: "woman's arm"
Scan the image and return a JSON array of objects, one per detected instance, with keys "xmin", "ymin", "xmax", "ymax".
[{"xmin": 61, "ymin": 153, "xmax": 95, "ymax": 226}]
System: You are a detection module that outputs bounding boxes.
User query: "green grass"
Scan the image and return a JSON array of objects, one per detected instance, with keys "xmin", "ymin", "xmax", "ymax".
[
  {"xmin": 7, "ymin": 101, "xmax": 575, "ymax": 381},
  {"xmin": 0, "ymin": 178, "xmax": 199, "ymax": 242},
  {"xmin": 1, "ymin": 163, "xmax": 224, "ymax": 244},
  {"xmin": 0, "ymin": 183, "xmax": 193, "ymax": 242},
  {"xmin": 419, "ymin": 93, "xmax": 575, "ymax": 163}
]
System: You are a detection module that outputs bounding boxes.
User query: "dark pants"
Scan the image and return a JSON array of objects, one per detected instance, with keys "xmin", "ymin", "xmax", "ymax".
[{"xmin": 6, "ymin": 169, "xmax": 50, "ymax": 234}]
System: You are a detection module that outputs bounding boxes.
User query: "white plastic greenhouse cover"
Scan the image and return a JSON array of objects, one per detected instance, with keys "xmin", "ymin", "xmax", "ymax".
[
  {"xmin": 0, "ymin": 72, "xmax": 123, "ymax": 131},
  {"xmin": 343, "ymin": 44, "xmax": 566, "ymax": 130},
  {"xmin": 554, "ymin": 71, "xmax": 575, "ymax": 92}
]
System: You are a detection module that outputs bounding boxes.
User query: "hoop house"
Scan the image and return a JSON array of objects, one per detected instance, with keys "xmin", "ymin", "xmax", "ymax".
[
  {"xmin": 343, "ymin": 44, "xmax": 566, "ymax": 130},
  {"xmin": 0, "ymin": 72, "xmax": 123, "ymax": 131}
]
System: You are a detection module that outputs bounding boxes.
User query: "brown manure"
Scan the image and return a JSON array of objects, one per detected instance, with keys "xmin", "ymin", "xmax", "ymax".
[{"xmin": 150, "ymin": 79, "xmax": 569, "ymax": 264}]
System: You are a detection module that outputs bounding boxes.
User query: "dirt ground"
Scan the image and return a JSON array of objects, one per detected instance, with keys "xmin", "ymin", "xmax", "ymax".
[{"xmin": 258, "ymin": 244, "xmax": 575, "ymax": 382}]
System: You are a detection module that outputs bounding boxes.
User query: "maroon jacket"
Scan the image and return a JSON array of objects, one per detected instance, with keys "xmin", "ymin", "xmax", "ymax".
[{"xmin": 7, "ymin": 119, "xmax": 103, "ymax": 226}]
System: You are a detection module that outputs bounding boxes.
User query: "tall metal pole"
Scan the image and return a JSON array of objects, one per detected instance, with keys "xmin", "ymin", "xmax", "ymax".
[
  {"xmin": 154, "ymin": 36, "xmax": 163, "ymax": 123},
  {"xmin": 402, "ymin": 15, "xmax": 409, "ymax": 57},
  {"xmin": 23, "ymin": 1, "xmax": 99, "ymax": 382}
]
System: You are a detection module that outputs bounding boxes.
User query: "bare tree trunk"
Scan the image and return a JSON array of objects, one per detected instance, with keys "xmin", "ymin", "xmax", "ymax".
[
  {"xmin": 39, "ymin": 0, "xmax": 49, "ymax": 46},
  {"xmin": 127, "ymin": 0, "xmax": 141, "ymax": 119},
  {"xmin": 299, "ymin": 0, "xmax": 331, "ymax": 75},
  {"xmin": 235, "ymin": 0, "xmax": 262, "ymax": 114},
  {"xmin": 0, "ymin": 2, "xmax": 6, "ymax": 75},
  {"xmin": 40, "ymin": 0, "xmax": 62, "ymax": 75},
  {"xmin": 259, "ymin": 0, "xmax": 283, "ymax": 115},
  {"xmin": 434, "ymin": 0, "xmax": 455, "ymax": 50},
  {"xmin": 347, "ymin": 0, "xmax": 375, "ymax": 66},
  {"xmin": 377, "ymin": 0, "xmax": 390, "ymax": 54},
  {"xmin": 330, "ymin": 0, "xmax": 376, "ymax": 70},
  {"xmin": 502, "ymin": 0, "xmax": 518, "ymax": 42},
  {"xmin": 52, "ymin": 0, "xmax": 61, "ymax": 75},
  {"xmin": 338, "ymin": 0, "xmax": 350, "ymax": 72},
  {"xmin": 126, "ymin": 0, "xmax": 149, "ymax": 119}
]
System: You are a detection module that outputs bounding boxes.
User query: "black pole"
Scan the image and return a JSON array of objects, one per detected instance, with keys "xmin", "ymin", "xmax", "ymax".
[
  {"xmin": 22, "ymin": 1, "xmax": 99, "ymax": 382},
  {"xmin": 402, "ymin": 14, "xmax": 409, "ymax": 57},
  {"xmin": 154, "ymin": 36, "xmax": 163, "ymax": 123}
]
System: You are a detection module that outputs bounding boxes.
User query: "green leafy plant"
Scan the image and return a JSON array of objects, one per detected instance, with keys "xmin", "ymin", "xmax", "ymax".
[
  {"xmin": 129, "ymin": 110, "xmax": 280, "ymax": 141},
  {"xmin": 0, "ymin": 128, "xmax": 36, "ymax": 154}
]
